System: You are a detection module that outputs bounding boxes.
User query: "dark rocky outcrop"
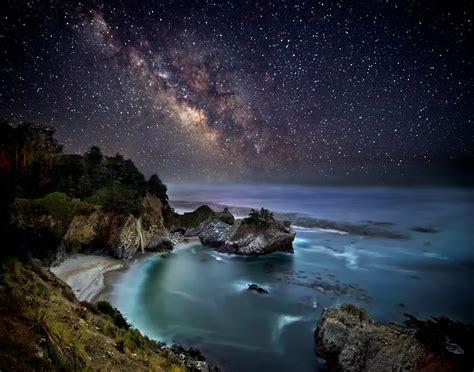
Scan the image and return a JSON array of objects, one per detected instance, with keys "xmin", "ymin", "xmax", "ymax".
[
  {"xmin": 410, "ymin": 226, "xmax": 440, "ymax": 233},
  {"xmin": 193, "ymin": 218, "xmax": 295, "ymax": 255},
  {"xmin": 314, "ymin": 304, "xmax": 467, "ymax": 371},
  {"xmin": 248, "ymin": 283, "xmax": 269, "ymax": 294}
]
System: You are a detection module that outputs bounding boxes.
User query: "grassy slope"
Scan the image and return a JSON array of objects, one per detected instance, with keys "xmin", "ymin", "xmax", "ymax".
[{"xmin": 0, "ymin": 258, "xmax": 187, "ymax": 371}]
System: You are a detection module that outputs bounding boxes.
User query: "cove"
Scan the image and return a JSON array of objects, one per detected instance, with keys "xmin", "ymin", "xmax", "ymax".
[{"xmin": 101, "ymin": 184, "xmax": 474, "ymax": 371}]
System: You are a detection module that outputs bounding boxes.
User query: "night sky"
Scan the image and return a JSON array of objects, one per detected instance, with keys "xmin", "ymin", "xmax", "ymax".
[{"xmin": 1, "ymin": 1, "xmax": 472, "ymax": 184}]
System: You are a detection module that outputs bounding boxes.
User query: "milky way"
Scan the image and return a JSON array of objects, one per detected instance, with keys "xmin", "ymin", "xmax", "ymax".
[{"xmin": 1, "ymin": 1, "xmax": 472, "ymax": 183}]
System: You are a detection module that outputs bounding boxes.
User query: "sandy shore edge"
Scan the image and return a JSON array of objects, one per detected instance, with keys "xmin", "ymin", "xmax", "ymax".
[
  {"xmin": 50, "ymin": 238, "xmax": 201, "ymax": 303},
  {"xmin": 50, "ymin": 254, "xmax": 125, "ymax": 302}
]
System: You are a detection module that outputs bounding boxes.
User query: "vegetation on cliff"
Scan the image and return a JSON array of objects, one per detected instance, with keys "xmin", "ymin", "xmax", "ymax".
[
  {"xmin": 315, "ymin": 304, "xmax": 473, "ymax": 371},
  {"xmin": 404, "ymin": 314, "xmax": 473, "ymax": 367},
  {"xmin": 0, "ymin": 120, "xmax": 171, "ymax": 262},
  {"xmin": 242, "ymin": 208, "xmax": 275, "ymax": 227},
  {"xmin": 0, "ymin": 258, "xmax": 208, "ymax": 371}
]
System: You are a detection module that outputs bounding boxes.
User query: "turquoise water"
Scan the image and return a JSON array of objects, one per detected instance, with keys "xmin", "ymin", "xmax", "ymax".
[{"xmin": 104, "ymin": 184, "xmax": 474, "ymax": 371}]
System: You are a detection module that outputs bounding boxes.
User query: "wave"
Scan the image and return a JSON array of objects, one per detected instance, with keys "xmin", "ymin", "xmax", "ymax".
[
  {"xmin": 303, "ymin": 244, "xmax": 363, "ymax": 270},
  {"xmin": 292, "ymin": 226, "xmax": 348, "ymax": 235},
  {"xmin": 166, "ymin": 289, "xmax": 205, "ymax": 303},
  {"xmin": 423, "ymin": 251, "xmax": 449, "ymax": 260},
  {"xmin": 209, "ymin": 252, "xmax": 234, "ymax": 263},
  {"xmin": 273, "ymin": 314, "xmax": 304, "ymax": 341}
]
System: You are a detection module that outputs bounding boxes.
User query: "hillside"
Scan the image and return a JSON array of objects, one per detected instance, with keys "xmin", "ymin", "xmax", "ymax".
[{"xmin": 0, "ymin": 257, "xmax": 210, "ymax": 371}]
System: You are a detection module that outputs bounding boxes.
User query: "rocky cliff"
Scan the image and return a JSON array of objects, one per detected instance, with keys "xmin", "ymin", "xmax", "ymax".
[
  {"xmin": 314, "ymin": 304, "xmax": 469, "ymax": 371},
  {"xmin": 11, "ymin": 195, "xmax": 294, "ymax": 261},
  {"xmin": 10, "ymin": 193, "xmax": 173, "ymax": 262}
]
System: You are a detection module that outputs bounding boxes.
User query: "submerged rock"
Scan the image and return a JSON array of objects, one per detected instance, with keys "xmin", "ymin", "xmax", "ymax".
[
  {"xmin": 248, "ymin": 283, "xmax": 269, "ymax": 294},
  {"xmin": 315, "ymin": 304, "xmax": 465, "ymax": 371},
  {"xmin": 410, "ymin": 226, "xmax": 440, "ymax": 233}
]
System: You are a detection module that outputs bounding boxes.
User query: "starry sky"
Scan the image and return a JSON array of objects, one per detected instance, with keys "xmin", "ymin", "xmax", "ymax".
[{"xmin": 1, "ymin": 0, "xmax": 472, "ymax": 184}]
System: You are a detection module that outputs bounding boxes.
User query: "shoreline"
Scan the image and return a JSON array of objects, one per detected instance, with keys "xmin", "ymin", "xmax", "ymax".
[
  {"xmin": 50, "ymin": 254, "xmax": 126, "ymax": 302},
  {"xmin": 51, "ymin": 238, "xmax": 202, "ymax": 303}
]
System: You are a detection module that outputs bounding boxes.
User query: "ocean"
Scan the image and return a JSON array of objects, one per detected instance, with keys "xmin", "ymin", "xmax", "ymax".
[{"xmin": 102, "ymin": 183, "xmax": 474, "ymax": 371}]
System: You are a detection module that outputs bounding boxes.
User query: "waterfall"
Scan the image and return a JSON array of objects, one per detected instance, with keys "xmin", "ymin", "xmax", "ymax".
[{"xmin": 137, "ymin": 217, "xmax": 145, "ymax": 253}]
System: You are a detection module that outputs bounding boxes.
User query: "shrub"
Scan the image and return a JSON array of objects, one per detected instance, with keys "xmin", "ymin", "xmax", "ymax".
[
  {"xmin": 147, "ymin": 173, "xmax": 168, "ymax": 202},
  {"xmin": 1, "ymin": 257, "xmax": 24, "ymax": 285},
  {"xmin": 340, "ymin": 303, "xmax": 369, "ymax": 321},
  {"xmin": 174, "ymin": 205, "xmax": 216, "ymax": 228},
  {"xmin": 96, "ymin": 300, "xmax": 130, "ymax": 329},
  {"xmin": 13, "ymin": 192, "xmax": 95, "ymax": 227},
  {"xmin": 86, "ymin": 185, "xmax": 143, "ymax": 215},
  {"xmin": 100, "ymin": 318, "xmax": 115, "ymax": 337},
  {"xmin": 31, "ymin": 282, "xmax": 50, "ymax": 299},
  {"xmin": 404, "ymin": 314, "xmax": 474, "ymax": 360},
  {"xmin": 243, "ymin": 208, "xmax": 275, "ymax": 227}
]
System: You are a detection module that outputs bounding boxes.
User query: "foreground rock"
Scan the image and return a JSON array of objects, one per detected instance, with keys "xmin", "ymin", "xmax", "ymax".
[{"xmin": 315, "ymin": 304, "xmax": 468, "ymax": 371}]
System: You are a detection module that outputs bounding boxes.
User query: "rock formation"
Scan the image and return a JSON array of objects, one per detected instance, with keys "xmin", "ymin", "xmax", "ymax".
[
  {"xmin": 60, "ymin": 194, "xmax": 172, "ymax": 260},
  {"xmin": 191, "ymin": 217, "xmax": 295, "ymax": 255},
  {"xmin": 314, "ymin": 304, "xmax": 466, "ymax": 371}
]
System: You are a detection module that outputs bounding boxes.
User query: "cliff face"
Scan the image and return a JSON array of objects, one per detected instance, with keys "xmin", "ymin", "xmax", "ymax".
[
  {"xmin": 63, "ymin": 194, "xmax": 172, "ymax": 260},
  {"xmin": 314, "ymin": 304, "xmax": 466, "ymax": 372},
  {"xmin": 11, "ymin": 193, "xmax": 172, "ymax": 262},
  {"xmin": 0, "ymin": 258, "xmax": 210, "ymax": 371}
]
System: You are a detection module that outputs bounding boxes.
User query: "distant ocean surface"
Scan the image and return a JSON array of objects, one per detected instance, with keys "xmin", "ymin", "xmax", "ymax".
[{"xmin": 104, "ymin": 183, "xmax": 474, "ymax": 371}]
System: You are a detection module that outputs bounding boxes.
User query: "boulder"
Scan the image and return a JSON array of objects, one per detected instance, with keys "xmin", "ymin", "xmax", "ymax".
[
  {"xmin": 197, "ymin": 219, "xmax": 235, "ymax": 246},
  {"xmin": 196, "ymin": 218, "xmax": 295, "ymax": 255},
  {"xmin": 248, "ymin": 283, "xmax": 269, "ymax": 294},
  {"xmin": 315, "ymin": 304, "xmax": 461, "ymax": 371}
]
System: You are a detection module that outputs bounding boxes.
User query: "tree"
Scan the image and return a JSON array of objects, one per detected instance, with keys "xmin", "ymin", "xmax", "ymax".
[
  {"xmin": 244, "ymin": 208, "xmax": 274, "ymax": 226},
  {"xmin": 84, "ymin": 146, "xmax": 103, "ymax": 166},
  {"xmin": 14, "ymin": 122, "xmax": 62, "ymax": 169},
  {"xmin": 147, "ymin": 173, "xmax": 168, "ymax": 201}
]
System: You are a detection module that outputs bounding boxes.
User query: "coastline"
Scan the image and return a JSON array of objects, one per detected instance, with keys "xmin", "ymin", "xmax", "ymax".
[
  {"xmin": 51, "ymin": 237, "xmax": 202, "ymax": 303},
  {"xmin": 50, "ymin": 254, "xmax": 125, "ymax": 302}
]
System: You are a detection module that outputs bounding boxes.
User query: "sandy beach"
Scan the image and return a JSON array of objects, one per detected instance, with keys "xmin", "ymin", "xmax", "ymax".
[{"xmin": 50, "ymin": 254, "xmax": 124, "ymax": 302}]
